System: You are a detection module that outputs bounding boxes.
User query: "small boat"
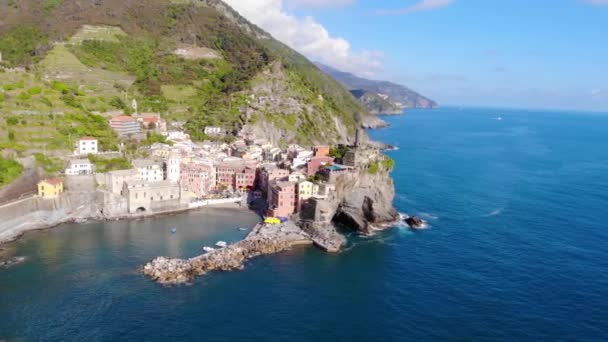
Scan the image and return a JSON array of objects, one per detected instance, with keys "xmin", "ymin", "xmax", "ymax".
[
  {"xmin": 171, "ymin": 228, "xmax": 177, "ymax": 234},
  {"xmin": 215, "ymin": 241, "xmax": 227, "ymax": 248},
  {"xmin": 203, "ymin": 246, "xmax": 215, "ymax": 253},
  {"xmin": 238, "ymin": 227, "xmax": 248, "ymax": 231}
]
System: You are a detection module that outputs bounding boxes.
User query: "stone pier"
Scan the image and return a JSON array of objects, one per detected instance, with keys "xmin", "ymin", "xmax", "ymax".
[{"xmin": 142, "ymin": 222, "xmax": 313, "ymax": 285}]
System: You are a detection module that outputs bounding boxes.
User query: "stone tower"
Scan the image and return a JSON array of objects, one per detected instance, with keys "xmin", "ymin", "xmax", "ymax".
[
  {"xmin": 166, "ymin": 150, "xmax": 181, "ymax": 183},
  {"xmin": 355, "ymin": 128, "xmax": 362, "ymax": 148}
]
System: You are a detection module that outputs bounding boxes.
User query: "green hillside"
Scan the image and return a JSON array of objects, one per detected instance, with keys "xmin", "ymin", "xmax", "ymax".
[{"xmin": 0, "ymin": 0, "xmax": 369, "ymax": 157}]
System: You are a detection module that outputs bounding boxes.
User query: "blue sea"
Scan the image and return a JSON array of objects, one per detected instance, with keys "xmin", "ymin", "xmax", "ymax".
[{"xmin": 2, "ymin": 107, "xmax": 608, "ymax": 340}]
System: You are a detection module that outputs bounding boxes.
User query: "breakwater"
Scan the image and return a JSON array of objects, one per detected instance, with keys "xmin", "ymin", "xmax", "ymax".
[{"xmin": 143, "ymin": 222, "xmax": 313, "ymax": 284}]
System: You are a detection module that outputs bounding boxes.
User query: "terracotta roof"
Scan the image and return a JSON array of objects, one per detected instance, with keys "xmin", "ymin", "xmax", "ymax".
[
  {"xmin": 42, "ymin": 178, "xmax": 63, "ymax": 186},
  {"xmin": 111, "ymin": 116, "xmax": 136, "ymax": 122},
  {"xmin": 143, "ymin": 117, "xmax": 161, "ymax": 123},
  {"xmin": 80, "ymin": 136, "xmax": 97, "ymax": 141}
]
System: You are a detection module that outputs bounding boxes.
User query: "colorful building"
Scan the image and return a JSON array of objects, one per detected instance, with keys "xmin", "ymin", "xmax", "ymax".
[
  {"xmin": 180, "ymin": 161, "xmax": 216, "ymax": 198},
  {"xmin": 306, "ymin": 156, "xmax": 335, "ymax": 176},
  {"xmin": 235, "ymin": 167, "xmax": 256, "ymax": 191},
  {"xmin": 268, "ymin": 181, "xmax": 297, "ymax": 218},
  {"xmin": 313, "ymin": 145, "xmax": 330, "ymax": 157},
  {"xmin": 37, "ymin": 178, "xmax": 64, "ymax": 199},
  {"xmin": 297, "ymin": 180, "xmax": 314, "ymax": 210},
  {"xmin": 258, "ymin": 165, "xmax": 290, "ymax": 200},
  {"xmin": 109, "ymin": 116, "xmax": 141, "ymax": 136}
]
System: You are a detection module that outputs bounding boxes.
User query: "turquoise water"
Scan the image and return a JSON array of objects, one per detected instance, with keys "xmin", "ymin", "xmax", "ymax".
[{"xmin": 2, "ymin": 108, "xmax": 608, "ymax": 340}]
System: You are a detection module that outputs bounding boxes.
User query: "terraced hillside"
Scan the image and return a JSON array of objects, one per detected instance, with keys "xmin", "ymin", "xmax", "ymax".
[{"xmin": 0, "ymin": 0, "xmax": 370, "ymax": 155}]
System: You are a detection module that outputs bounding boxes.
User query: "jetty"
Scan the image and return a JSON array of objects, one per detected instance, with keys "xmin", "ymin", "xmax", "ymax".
[{"xmin": 143, "ymin": 222, "xmax": 313, "ymax": 285}]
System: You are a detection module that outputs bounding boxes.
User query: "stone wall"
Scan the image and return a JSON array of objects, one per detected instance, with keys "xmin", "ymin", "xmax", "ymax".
[
  {"xmin": 0, "ymin": 192, "xmax": 102, "ymax": 243},
  {"xmin": 65, "ymin": 175, "xmax": 96, "ymax": 192}
]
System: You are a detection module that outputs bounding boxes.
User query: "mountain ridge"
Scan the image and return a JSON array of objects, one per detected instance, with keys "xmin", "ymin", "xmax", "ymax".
[{"xmin": 315, "ymin": 62, "xmax": 438, "ymax": 114}]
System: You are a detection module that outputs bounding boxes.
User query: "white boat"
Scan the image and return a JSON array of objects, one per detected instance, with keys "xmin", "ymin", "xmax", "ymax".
[
  {"xmin": 215, "ymin": 241, "xmax": 228, "ymax": 248},
  {"xmin": 238, "ymin": 227, "xmax": 248, "ymax": 231},
  {"xmin": 203, "ymin": 246, "xmax": 215, "ymax": 253}
]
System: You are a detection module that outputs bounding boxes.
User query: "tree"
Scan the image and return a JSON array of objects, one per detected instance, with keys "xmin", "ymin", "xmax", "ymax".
[{"xmin": 8, "ymin": 130, "xmax": 15, "ymax": 142}]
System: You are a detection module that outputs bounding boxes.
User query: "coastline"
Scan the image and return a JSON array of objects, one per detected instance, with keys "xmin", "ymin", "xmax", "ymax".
[{"xmin": 0, "ymin": 199, "xmax": 247, "ymax": 247}]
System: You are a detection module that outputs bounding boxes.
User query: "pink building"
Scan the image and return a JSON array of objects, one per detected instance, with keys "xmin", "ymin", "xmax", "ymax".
[
  {"xmin": 306, "ymin": 156, "xmax": 335, "ymax": 176},
  {"xmin": 216, "ymin": 163, "xmax": 256, "ymax": 190},
  {"xmin": 181, "ymin": 162, "xmax": 215, "ymax": 197},
  {"xmin": 235, "ymin": 167, "xmax": 256, "ymax": 190},
  {"xmin": 258, "ymin": 166, "xmax": 290, "ymax": 199},
  {"xmin": 267, "ymin": 182, "xmax": 297, "ymax": 218},
  {"xmin": 216, "ymin": 163, "xmax": 239, "ymax": 189}
]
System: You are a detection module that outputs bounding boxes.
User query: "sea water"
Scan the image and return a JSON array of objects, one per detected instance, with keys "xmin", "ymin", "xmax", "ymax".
[{"xmin": 1, "ymin": 108, "xmax": 608, "ymax": 340}]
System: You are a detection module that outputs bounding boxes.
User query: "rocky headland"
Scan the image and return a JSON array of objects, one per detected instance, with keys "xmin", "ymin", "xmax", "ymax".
[
  {"xmin": 143, "ymin": 221, "xmax": 312, "ymax": 285},
  {"xmin": 143, "ymin": 166, "xmax": 399, "ymax": 285}
]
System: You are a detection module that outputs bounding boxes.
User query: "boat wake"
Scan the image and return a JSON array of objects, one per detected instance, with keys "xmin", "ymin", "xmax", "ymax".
[
  {"xmin": 419, "ymin": 212, "xmax": 439, "ymax": 220},
  {"xmin": 482, "ymin": 208, "xmax": 504, "ymax": 217}
]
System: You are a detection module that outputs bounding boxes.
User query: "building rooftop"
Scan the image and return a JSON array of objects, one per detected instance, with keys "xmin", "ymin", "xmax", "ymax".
[
  {"xmin": 110, "ymin": 116, "xmax": 137, "ymax": 122},
  {"xmin": 132, "ymin": 159, "xmax": 161, "ymax": 168},
  {"xmin": 79, "ymin": 136, "xmax": 97, "ymax": 141},
  {"xmin": 69, "ymin": 159, "xmax": 91, "ymax": 165},
  {"xmin": 41, "ymin": 178, "xmax": 63, "ymax": 186},
  {"xmin": 125, "ymin": 180, "xmax": 176, "ymax": 189},
  {"xmin": 108, "ymin": 169, "xmax": 138, "ymax": 176}
]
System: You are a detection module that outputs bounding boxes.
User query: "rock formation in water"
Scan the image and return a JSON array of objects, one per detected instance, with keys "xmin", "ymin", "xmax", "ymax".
[{"xmin": 405, "ymin": 216, "xmax": 425, "ymax": 229}]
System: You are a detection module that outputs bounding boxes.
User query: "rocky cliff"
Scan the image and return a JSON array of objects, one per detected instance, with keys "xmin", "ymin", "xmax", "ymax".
[
  {"xmin": 333, "ymin": 169, "xmax": 399, "ymax": 234},
  {"xmin": 142, "ymin": 158, "xmax": 399, "ymax": 284}
]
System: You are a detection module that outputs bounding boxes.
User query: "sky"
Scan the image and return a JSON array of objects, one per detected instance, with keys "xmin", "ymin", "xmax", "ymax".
[{"xmin": 223, "ymin": 0, "xmax": 608, "ymax": 111}]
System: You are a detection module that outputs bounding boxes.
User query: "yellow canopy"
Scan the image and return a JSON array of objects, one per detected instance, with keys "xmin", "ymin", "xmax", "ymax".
[{"xmin": 264, "ymin": 217, "xmax": 281, "ymax": 225}]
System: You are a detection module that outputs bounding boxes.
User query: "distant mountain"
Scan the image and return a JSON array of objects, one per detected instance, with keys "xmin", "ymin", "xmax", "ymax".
[{"xmin": 316, "ymin": 63, "xmax": 438, "ymax": 114}]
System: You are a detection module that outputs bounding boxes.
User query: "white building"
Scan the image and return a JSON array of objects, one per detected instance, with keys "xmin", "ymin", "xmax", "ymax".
[
  {"xmin": 204, "ymin": 126, "xmax": 224, "ymax": 135},
  {"xmin": 123, "ymin": 180, "xmax": 181, "ymax": 214},
  {"xmin": 76, "ymin": 137, "xmax": 98, "ymax": 155},
  {"xmin": 162, "ymin": 131, "xmax": 190, "ymax": 142},
  {"xmin": 65, "ymin": 159, "xmax": 93, "ymax": 175},
  {"xmin": 288, "ymin": 172, "xmax": 306, "ymax": 183},
  {"xmin": 132, "ymin": 159, "xmax": 164, "ymax": 182}
]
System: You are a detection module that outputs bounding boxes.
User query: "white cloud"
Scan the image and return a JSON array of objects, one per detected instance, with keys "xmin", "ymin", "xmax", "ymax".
[
  {"xmin": 591, "ymin": 89, "xmax": 601, "ymax": 96},
  {"xmin": 376, "ymin": 0, "xmax": 456, "ymax": 15},
  {"xmin": 286, "ymin": 0, "xmax": 355, "ymax": 8},
  {"xmin": 223, "ymin": 0, "xmax": 383, "ymax": 77}
]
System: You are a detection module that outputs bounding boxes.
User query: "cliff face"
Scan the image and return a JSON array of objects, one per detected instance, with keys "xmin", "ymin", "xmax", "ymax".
[
  {"xmin": 300, "ymin": 166, "xmax": 399, "ymax": 241},
  {"xmin": 333, "ymin": 169, "xmax": 399, "ymax": 234}
]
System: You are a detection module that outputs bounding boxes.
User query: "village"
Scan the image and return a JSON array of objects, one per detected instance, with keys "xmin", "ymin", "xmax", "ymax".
[{"xmin": 36, "ymin": 108, "xmax": 386, "ymax": 222}]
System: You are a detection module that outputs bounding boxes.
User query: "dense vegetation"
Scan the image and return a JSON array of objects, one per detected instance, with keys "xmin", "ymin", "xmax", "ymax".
[
  {"xmin": 368, "ymin": 157, "xmax": 395, "ymax": 174},
  {"xmin": 0, "ymin": 25, "xmax": 48, "ymax": 67},
  {"xmin": 0, "ymin": 0, "xmax": 368, "ymax": 155},
  {"xmin": 0, "ymin": 157, "xmax": 24, "ymax": 187},
  {"xmin": 34, "ymin": 153, "xmax": 64, "ymax": 174},
  {"xmin": 88, "ymin": 154, "xmax": 132, "ymax": 173}
]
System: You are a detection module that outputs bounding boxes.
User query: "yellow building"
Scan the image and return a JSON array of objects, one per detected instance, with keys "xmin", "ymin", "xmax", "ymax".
[
  {"xmin": 38, "ymin": 178, "xmax": 64, "ymax": 199},
  {"xmin": 298, "ymin": 181, "xmax": 314, "ymax": 201}
]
